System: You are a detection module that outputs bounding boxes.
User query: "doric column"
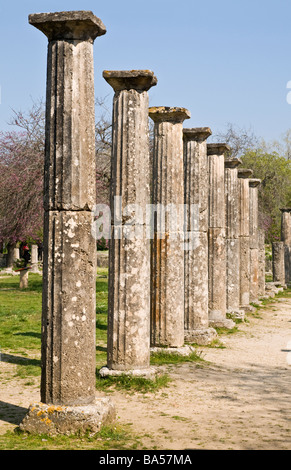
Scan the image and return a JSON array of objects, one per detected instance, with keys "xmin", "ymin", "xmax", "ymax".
[
  {"xmin": 249, "ymin": 178, "xmax": 261, "ymax": 303},
  {"xmin": 224, "ymin": 158, "xmax": 245, "ymax": 319},
  {"xmin": 238, "ymin": 168, "xmax": 253, "ymax": 310},
  {"xmin": 280, "ymin": 208, "xmax": 291, "ymax": 284},
  {"xmin": 149, "ymin": 107, "xmax": 191, "ymax": 350},
  {"xmin": 280, "ymin": 208, "xmax": 291, "ymax": 245},
  {"xmin": 183, "ymin": 128, "xmax": 217, "ymax": 345},
  {"xmin": 258, "ymin": 229, "xmax": 266, "ymax": 297},
  {"xmin": 21, "ymin": 12, "xmax": 116, "ymax": 436},
  {"xmin": 207, "ymin": 144, "xmax": 234, "ymax": 329},
  {"xmin": 272, "ymin": 242, "xmax": 286, "ymax": 285},
  {"xmin": 30, "ymin": 244, "xmax": 39, "ymax": 273},
  {"xmin": 100, "ymin": 70, "xmax": 157, "ymax": 377}
]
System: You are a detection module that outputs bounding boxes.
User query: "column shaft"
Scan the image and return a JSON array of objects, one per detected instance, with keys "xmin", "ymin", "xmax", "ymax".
[
  {"xmin": 207, "ymin": 144, "xmax": 234, "ymax": 328},
  {"xmin": 150, "ymin": 107, "xmax": 190, "ymax": 348},
  {"xmin": 224, "ymin": 159, "xmax": 243, "ymax": 317},
  {"xmin": 183, "ymin": 128, "xmax": 216, "ymax": 345},
  {"xmin": 238, "ymin": 168, "xmax": 253, "ymax": 309},
  {"xmin": 104, "ymin": 70, "xmax": 157, "ymax": 371},
  {"xmin": 249, "ymin": 179, "xmax": 261, "ymax": 303},
  {"xmin": 29, "ymin": 11, "xmax": 106, "ymax": 406}
]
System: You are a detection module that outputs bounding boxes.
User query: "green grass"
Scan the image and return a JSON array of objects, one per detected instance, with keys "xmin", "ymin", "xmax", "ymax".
[
  {"xmin": 150, "ymin": 350, "xmax": 205, "ymax": 365},
  {"xmin": 96, "ymin": 372, "xmax": 171, "ymax": 394},
  {"xmin": 0, "ymin": 424, "xmax": 143, "ymax": 450}
]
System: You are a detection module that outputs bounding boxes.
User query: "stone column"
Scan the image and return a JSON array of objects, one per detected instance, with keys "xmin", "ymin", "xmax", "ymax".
[
  {"xmin": 224, "ymin": 158, "xmax": 245, "ymax": 319},
  {"xmin": 280, "ymin": 208, "xmax": 291, "ymax": 284},
  {"xmin": 249, "ymin": 178, "xmax": 261, "ymax": 303},
  {"xmin": 31, "ymin": 244, "xmax": 39, "ymax": 273},
  {"xmin": 20, "ymin": 269, "xmax": 29, "ymax": 289},
  {"xmin": 100, "ymin": 70, "xmax": 157, "ymax": 378},
  {"xmin": 258, "ymin": 229, "xmax": 266, "ymax": 297},
  {"xmin": 280, "ymin": 208, "xmax": 291, "ymax": 245},
  {"xmin": 238, "ymin": 168, "xmax": 253, "ymax": 310},
  {"xmin": 149, "ymin": 106, "xmax": 194, "ymax": 353},
  {"xmin": 207, "ymin": 144, "xmax": 234, "ymax": 329},
  {"xmin": 272, "ymin": 242, "xmax": 286, "ymax": 285},
  {"xmin": 183, "ymin": 128, "xmax": 217, "ymax": 345},
  {"xmin": 21, "ymin": 12, "xmax": 115, "ymax": 435}
]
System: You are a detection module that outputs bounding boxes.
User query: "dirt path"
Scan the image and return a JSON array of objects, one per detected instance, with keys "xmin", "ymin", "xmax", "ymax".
[{"xmin": 1, "ymin": 296, "xmax": 291, "ymax": 450}]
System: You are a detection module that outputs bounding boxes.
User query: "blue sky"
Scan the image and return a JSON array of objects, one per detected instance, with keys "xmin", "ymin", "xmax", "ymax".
[{"xmin": 0, "ymin": 0, "xmax": 291, "ymax": 143}]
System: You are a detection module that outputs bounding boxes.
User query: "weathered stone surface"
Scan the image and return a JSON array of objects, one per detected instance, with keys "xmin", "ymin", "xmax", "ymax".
[
  {"xmin": 29, "ymin": 11, "xmax": 106, "ymax": 41},
  {"xmin": 258, "ymin": 229, "xmax": 266, "ymax": 297},
  {"xmin": 239, "ymin": 236, "xmax": 250, "ymax": 307},
  {"xmin": 280, "ymin": 208, "xmax": 291, "ymax": 245},
  {"xmin": 207, "ymin": 144, "xmax": 229, "ymax": 229},
  {"xmin": 249, "ymin": 179, "xmax": 261, "ymax": 250},
  {"xmin": 149, "ymin": 107, "xmax": 190, "ymax": 348},
  {"xmin": 107, "ymin": 225, "xmax": 151, "ymax": 370},
  {"xmin": 19, "ymin": 269, "xmax": 29, "ymax": 289},
  {"xmin": 207, "ymin": 144, "xmax": 234, "ymax": 328},
  {"xmin": 103, "ymin": 70, "xmax": 157, "ymax": 92},
  {"xmin": 285, "ymin": 245, "xmax": 291, "ymax": 284},
  {"xmin": 249, "ymin": 179, "xmax": 261, "ymax": 303},
  {"xmin": 250, "ymin": 248, "xmax": 259, "ymax": 303},
  {"xmin": 31, "ymin": 244, "xmax": 39, "ymax": 273},
  {"xmin": 208, "ymin": 227, "xmax": 228, "ymax": 324},
  {"xmin": 36, "ymin": 15, "xmax": 101, "ymax": 211},
  {"xmin": 19, "ymin": 398, "xmax": 115, "ymax": 436},
  {"xmin": 41, "ymin": 210, "xmax": 97, "ymax": 405},
  {"xmin": 184, "ymin": 231, "xmax": 217, "ymax": 344},
  {"xmin": 183, "ymin": 129, "xmax": 216, "ymax": 345},
  {"xmin": 272, "ymin": 241, "xmax": 285, "ymax": 285},
  {"xmin": 224, "ymin": 158, "xmax": 243, "ymax": 316},
  {"xmin": 183, "ymin": 128, "xmax": 211, "ymax": 232},
  {"xmin": 150, "ymin": 231, "xmax": 185, "ymax": 347},
  {"xmin": 104, "ymin": 71, "xmax": 156, "ymax": 372},
  {"xmin": 28, "ymin": 12, "xmax": 105, "ymax": 413},
  {"xmin": 238, "ymin": 169, "xmax": 252, "ymax": 309}
]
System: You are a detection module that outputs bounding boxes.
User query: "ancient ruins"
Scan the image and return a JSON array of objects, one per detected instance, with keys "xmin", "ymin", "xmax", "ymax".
[{"xmin": 16, "ymin": 10, "xmax": 290, "ymax": 435}]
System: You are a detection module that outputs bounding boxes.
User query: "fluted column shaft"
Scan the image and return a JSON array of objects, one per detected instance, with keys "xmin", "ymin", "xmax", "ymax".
[
  {"xmin": 104, "ymin": 70, "xmax": 157, "ymax": 371},
  {"xmin": 183, "ymin": 128, "xmax": 216, "ymax": 345},
  {"xmin": 224, "ymin": 159, "xmax": 242, "ymax": 315},
  {"xmin": 29, "ymin": 11, "xmax": 106, "ymax": 406},
  {"xmin": 149, "ymin": 107, "xmax": 190, "ymax": 348},
  {"xmin": 238, "ymin": 168, "xmax": 253, "ymax": 309},
  {"xmin": 280, "ymin": 208, "xmax": 291, "ymax": 284},
  {"xmin": 249, "ymin": 178, "xmax": 261, "ymax": 303},
  {"xmin": 207, "ymin": 144, "xmax": 234, "ymax": 328}
]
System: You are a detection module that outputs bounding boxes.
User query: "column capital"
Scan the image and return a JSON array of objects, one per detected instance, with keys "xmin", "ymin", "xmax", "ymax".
[
  {"xmin": 249, "ymin": 178, "xmax": 261, "ymax": 188},
  {"xmin": 29, "ymin": 10, "xmax": 106, "ymax": 42},
  {"xmin": 238, "ymin": 168, "xmax": 253, "ymax": 178},
  {"xmin": 149, "ymin": 106, "xmax": 191, "ymax": 123},
  {"xmin": 207, "ymin": 143, "xmax": 230, "ymax": 156},
  {"xmin": 224, "ymin": 158, "xmax": 242, "ymax": 169},
  {"xmin": 183, "ymin": 127, "xmax": 212, "ymax": 141},
  {"xmin": 103, "ymin": 70, "xmax": 157, "ymax": 92}
]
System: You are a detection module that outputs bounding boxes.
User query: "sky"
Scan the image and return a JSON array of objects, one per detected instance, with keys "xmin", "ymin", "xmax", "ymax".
[{"xmin": 0, "ymin": 0, "xmax": 291, "ymax": 144}]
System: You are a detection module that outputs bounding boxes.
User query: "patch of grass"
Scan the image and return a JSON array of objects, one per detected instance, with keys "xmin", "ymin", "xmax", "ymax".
[
  {"xmin": 96, "ymin": 372, "xmax": 171, "ymax": 394},
  {"xmin": 150, "ymin": 350, "xmax": 205, "ymax": 365},
  {"xmin": 0, "ymin": 424, "xmax": 143, "ymax": 450},
  {"xmin": 214, "ymin": 326, "xmax": 239, "ymax": 336}
]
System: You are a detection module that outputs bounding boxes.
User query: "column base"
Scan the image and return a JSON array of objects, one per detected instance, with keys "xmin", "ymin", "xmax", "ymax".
[
  {"xmin": 150, "ymin": 344, "xmax": 196, "ymax": 356},
  {"xmin": 209, "ymin": 318, "xmax": 235, "ymax": 329},
  {"xmin": 99, "ymin": 366, "xmax": 157, "ymax": 380},
  {"xmin": 241, "ymin": 305, "xmax": 257, "ymax": 313},
  {"xmin": 184, "ymin": 328, "xmax": 217, "ymax": 346},
  {"xmin": 19, "ymin": 397, "xmax": 115, "ymax": 436},
  {"xmin": 226, "ymin": 309, "xmax": 245, "ymax": 321}
]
